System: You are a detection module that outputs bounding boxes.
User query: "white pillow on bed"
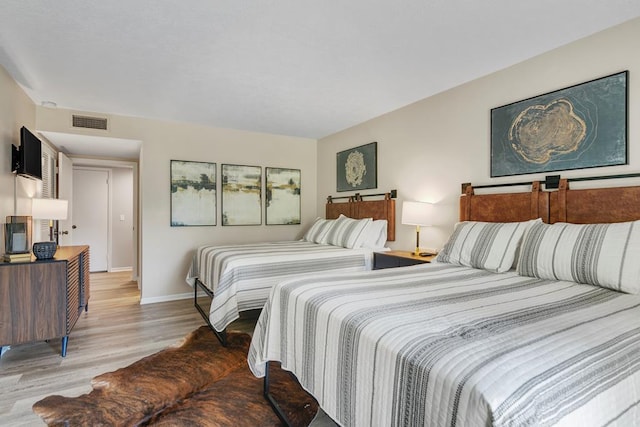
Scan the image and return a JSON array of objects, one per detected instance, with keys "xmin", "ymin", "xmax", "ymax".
[
  {"xmin": 516, "ymin": 220, "xmax": 640, "ymax": 294},
  {"xmin": 323, "ymin": 215, "xmax": 372, "ymax": 249},
  {"xmin": 303, "ymin": 218, "xmax": 335, "ymax": 244},
  {"xmin": 358, "ymin": 220, "xmax": 388, "ymax": 249},
  {"xmin": 436, "ymin": 219, "xmax": 540, "ymax": 273}
]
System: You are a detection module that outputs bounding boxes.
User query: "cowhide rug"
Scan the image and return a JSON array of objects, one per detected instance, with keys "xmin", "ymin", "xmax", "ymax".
[{"xmin": 32, "ymin": 327, "xmax": 318, "ymax": 426}]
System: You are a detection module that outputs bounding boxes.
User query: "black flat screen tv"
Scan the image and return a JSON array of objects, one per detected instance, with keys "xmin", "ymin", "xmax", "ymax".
[{"xmin": 12, "ymin": 126, "xmax": 42, "ymax": 180}]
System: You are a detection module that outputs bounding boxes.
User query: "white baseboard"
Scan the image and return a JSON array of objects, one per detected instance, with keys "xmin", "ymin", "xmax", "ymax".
[
  {"xmin": 139, "ymin": 290, "xmax": 208, "ymax": 305},
  {"xmin": 109, "ymin": 267, "xmax": 133, "ymax": 272},
  {"xmin": 140, "ymin": 292, "xmax": 193, "ymax": 305}
]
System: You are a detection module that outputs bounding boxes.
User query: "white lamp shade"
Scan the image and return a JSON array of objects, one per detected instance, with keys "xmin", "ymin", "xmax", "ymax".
[
  {"xmin": 401, "ymin": 201, "xmax": 433, "ymax": 226},
  {"xmin": 31, "ymin": 198, "xmax": 68, "ymax": 220}
]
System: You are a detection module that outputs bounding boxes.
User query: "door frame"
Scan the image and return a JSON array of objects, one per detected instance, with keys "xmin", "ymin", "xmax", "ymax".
[{"xmin": 67, "ymin": 157, "xmax": 139, "ymax": 280}]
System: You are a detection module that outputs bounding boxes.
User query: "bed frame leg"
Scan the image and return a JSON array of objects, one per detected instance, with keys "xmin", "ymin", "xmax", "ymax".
[
  {"xmin": 264, "ymin": 362, "xmax": 293, "ymax": 427},
  {"xmin": 194, "ymin": 279, "xmax": 227, "ymax": 346}
]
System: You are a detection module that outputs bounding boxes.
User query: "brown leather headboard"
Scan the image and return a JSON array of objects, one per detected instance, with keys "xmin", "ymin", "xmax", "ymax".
[
  {"xmin": 551, "ymin": 178, "xmax": 640, "ymax": 224},
  {"xmin": 326, "ymin": 192, "xmax": 396, "ymax": 241},
  {"xmin": 460, "ymin": 178, "xmax": 640, "ymax": 225},
  {"xmin": 460, "ymin": 181, "xmax": 550, "ymax": 223}
]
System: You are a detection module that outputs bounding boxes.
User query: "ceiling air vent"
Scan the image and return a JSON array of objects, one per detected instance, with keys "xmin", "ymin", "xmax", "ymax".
[{"xmin": 72, "ymin": 114, "xmax": 108, "ymax": 130}]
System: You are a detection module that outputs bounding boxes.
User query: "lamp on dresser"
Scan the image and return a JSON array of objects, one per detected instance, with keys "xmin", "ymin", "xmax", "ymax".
[
  {"xmin": 401, "ymin": 201, "xmax": 434, "ymax": 257},
  {"xmin": 31, "ymin": 198, "xmax": 68, "ymax": 259}
]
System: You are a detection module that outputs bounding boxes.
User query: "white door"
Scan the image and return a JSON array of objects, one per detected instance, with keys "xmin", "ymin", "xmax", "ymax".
[
  {"xmin": 57, "ymin": 152, "xmax": 74, "ymax": 246},
  {"xmin": 73, "ymin": 168, "xmax": 109, "ymax": 272}
]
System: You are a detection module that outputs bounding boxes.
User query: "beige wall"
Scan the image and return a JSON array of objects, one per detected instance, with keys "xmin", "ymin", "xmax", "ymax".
[
  {"xmin": 318, "ymin": 17, "xmax": 640, "ymax": 253},
  {"xmin": 0, "ymin": 65, "xmax": 39, "ymax": 255},
  {"xmin": 35, "ymin": 107, "xmax": 317, "ymax": 302},
  {"xmin": 111, "ymin": 167, "xmax": 134, "ymax": 270}
]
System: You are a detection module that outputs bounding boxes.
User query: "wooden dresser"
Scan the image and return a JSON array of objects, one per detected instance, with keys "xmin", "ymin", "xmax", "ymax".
[{"xmin": 0, "ymin": 245, "xmax": 90, "ymax": 357}]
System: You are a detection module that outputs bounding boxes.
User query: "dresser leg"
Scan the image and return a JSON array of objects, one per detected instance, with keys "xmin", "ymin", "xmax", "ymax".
[
  {"xmin": 61, "ymin": 336, "xmax": 68, "ymax": 357},
  {"xmin": 85, "ymin": 303, "xmax": 89, "ymax": 312}
]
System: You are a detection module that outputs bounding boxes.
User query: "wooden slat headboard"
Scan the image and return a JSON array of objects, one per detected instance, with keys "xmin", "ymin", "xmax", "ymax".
[{"xmin": 326, "ymin": 192, "xmax": 396, "ymax": 241}]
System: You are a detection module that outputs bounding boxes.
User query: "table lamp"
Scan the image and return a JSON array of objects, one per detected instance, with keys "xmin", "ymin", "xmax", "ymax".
[
  {"xmin": 401, "ymin": 201, "xmax": 433, "ymax": 256},
  {"xmin": 31, "ymin": 198, "xmax": 68, "ymax": 242}
]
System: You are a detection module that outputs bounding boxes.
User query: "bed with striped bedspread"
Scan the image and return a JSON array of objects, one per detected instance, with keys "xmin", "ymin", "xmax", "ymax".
[
  {"xmin": 248, "ymin": 262, "xmax": 640, "ymax": 426},
  {"xmin": 185, "ymin": 241, "xmax": 374, "ymax": 331}
]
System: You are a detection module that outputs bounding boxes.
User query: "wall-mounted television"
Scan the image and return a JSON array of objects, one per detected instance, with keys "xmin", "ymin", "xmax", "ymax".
[{"xmin": 12, "ymin": 126, "xmax": 42, "ymax": 180}]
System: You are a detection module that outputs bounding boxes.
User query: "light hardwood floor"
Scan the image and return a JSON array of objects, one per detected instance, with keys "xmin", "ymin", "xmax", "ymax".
[{"xmin": 0, "ymin": 271, "xmax": 258, "ymax": 426}]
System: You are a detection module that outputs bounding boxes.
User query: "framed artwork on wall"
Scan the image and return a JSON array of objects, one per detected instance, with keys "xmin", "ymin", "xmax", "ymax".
[
  {"xmin": 170, "ymin": 160, "xmax": 216, "ymax": 226},
  {"xmin": 491, "ymin": 71, "xmax": 628, "ymax": 177},
  {"xmin": 336, "ymin": 141, "xmax": 377, "ymax": 192},
  {"xmin": 265, "ymin": 167, "xmax": 301, "ymax": 225},
  {"xmin": 221, "ymin": 164, "xmax": 262, "ymax": 226}
]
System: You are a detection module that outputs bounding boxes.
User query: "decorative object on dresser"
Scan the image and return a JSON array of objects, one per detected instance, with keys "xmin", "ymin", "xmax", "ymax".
[
  {"xmin": 401, "ymin": 200, "xmax": 434, "ymax": 256},
  {"xmin": 32, "ymin": 241, "xmax": 58, "ymax": 260},
  {"xmin": 3, "ymin": 252, "xmax": 32, "ymax": 263},
  {"xmin": 0, "ymin": 246, "xmax": 90, "ymax": 357},
  {"xmin": 4, "ymin": 215, "xmax": 32, "ymax": 255},
  {"xmin": 373, "ymin": 250, "xmax": 434, "ymax": 269},
  {"xmin": 491, "ymin": 71, "xmax": 627, "ymax": 177},
  {"xmin": 336, "ymin": 141, "xmax": 377, "ymax": 192}
]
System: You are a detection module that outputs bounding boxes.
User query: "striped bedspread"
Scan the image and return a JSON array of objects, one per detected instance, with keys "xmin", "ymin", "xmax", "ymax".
[
  {"xmin": 248, "ymin": 262, "xmax": 640, "ymax": 426},
  {"xmin": 185, "ymin": 241, "xmax": 374, "ymax": 331}
]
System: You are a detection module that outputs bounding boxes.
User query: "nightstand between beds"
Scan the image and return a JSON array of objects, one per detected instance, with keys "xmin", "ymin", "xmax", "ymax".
[{"xmin": 373, "ymin": 250, "xmax": 436, "ymax": 270}]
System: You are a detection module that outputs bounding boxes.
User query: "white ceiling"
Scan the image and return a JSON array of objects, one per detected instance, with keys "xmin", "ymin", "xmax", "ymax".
[{"xmin": 2, "ymin": 1, "xmax": 640, "ymax": 153}]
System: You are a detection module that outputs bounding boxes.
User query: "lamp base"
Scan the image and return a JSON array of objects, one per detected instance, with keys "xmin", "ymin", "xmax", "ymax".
[{"xmin": 418, "ymin": 252, "xmax": 437, "ymax": 257}]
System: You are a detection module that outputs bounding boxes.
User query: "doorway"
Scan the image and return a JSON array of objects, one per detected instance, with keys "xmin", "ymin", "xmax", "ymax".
[
  {"xmin": 73, "ymin": 168, "xmax": 110, "ymax": 272},
  {"xmin": 57, "ymin": 156, "xmax": 138, "ymax": 277}
]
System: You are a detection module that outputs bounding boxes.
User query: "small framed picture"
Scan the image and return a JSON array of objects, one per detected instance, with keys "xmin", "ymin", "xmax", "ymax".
[{"xmin": 336, "ymin": 141, "xmax": 377, "ymax": 192}]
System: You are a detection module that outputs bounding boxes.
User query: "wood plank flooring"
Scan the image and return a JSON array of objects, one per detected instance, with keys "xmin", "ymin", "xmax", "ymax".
[{"xmin": 0, "ymin": 271, "xmax": 258, "ymax": 426}]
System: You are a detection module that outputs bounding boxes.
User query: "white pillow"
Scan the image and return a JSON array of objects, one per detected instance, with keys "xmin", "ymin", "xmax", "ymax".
[
  {"xmin": 303, "ymin": 218, "xmax": 335, "ymax": 244},
  {"xmin": 517, "ymin": 220, "xmax": 640, "ymax": 294},
  {"xmin": 358, "ymin": 220, "xmax": 388, "ymax": 249},
  {"xmin": 436, "ymin": 219, "xmax": 540, "ymax": 273},
  {"xmin": 323, "ymin": 215, "xmax": 372, "ymax": 249}
]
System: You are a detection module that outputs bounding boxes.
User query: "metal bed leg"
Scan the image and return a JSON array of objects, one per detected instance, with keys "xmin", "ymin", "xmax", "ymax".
[
  {"xmin": 263, "ymin": 361, "xmax": 293, "ymax": 427},
  {"xmin": 61, "ymin": 336, "xmax": 68, "ymax": 357},
  {"xmin": 194, "ymin": 279, "xmax": 227, "ymax": 346}
]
